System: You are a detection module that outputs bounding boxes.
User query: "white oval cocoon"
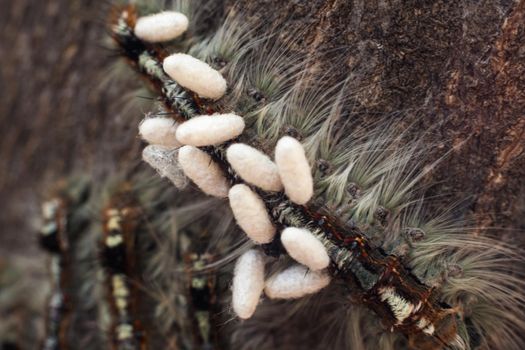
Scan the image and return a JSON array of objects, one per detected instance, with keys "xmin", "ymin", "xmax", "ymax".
[
  {"xmin": 265, "ymin": 265, "xmax": 330, "ymax": 299},
  {"xmin": 229, "ymin": 184, "xmax": 276, "ymax": 244},
  {"xmin": 275, "ymin": 136, "xmax": 314, "ymax": 205},
  {"xmin": 178, "ymin": 145, "xmax": 229, "ymax": 197},
  {"xmin": 139, "ymin": 116, "xmax": 179, "ymax": 148},
  {"xmin": 226, "ymin": 143, "xmax": 283, "ymax": 192},
  {"xmin": 176, "ymin": 114, "xmax": 245, "ymax": 147},
  {"xmin": 134, "ymin": 11, "xmax": 189, "ymax": 43},
  {"xmin": 142, "ymin": 145, "xmax": 188, "ymax": 189},
  {"xmin": 232, "ymin": 249, "xmax": 265, "ymax": 319},
  {"xmin": 163, "ymin": 53, "xmax": 227, "ymax": 100},
  {"xmin": 281, "ymin": 227, "xmax": 330, "ymax": 271}
]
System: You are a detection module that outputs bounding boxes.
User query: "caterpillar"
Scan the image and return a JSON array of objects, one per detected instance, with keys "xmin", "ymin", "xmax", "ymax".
[
  {"xmin": 104, "ymin": 2, "xmax": 525, "ymax": 350},
  {"xmin": 39, "ymin": 196, "xmax": 71, "ymax": 350},
  {"xmin": 38, "ymin": 178, "xmax": 91, "ymax": 350},
  {"xmin": 100, "ymin": 185, "xmax": 148, "ymax": 350}
]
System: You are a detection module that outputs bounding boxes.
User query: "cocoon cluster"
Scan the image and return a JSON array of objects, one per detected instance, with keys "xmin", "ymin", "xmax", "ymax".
[
  {"xmin": 274, "ymin": 136, "xmax": 313, "ymax": 205},
  {"xmin": 134, "ymin": 11, "xmax": 189, "ymax": 43},
  {"xmin": 176, "ymin": 114, "xmax": 245, "ymax": 147},
  {"xmin": 281, "ymin": 227, "xmax": 330, "ymax": 271},
  {"xmin": 226, "ymin": 143, "xmax": 283, "ymax": 192},
  {"xmin": 139, "ymin": 116, "xmax": 179, "ymax": 148},
  {"xmin": 232, "ymin": 249, "xmax": 265, "ymax": 319},
  {"xmin": 178, "ymin": 145, "xmax": 230, "ymax": 197},
  {"xmin": 229, "ymin": 184, "xmax": 276, "ymax": 244},
  {"xmin": 163, "ymin": 53, "xmax": 227, "ymax": 100},
  {"xmin": 264, "ymin": 265, "xmax": 331, "ymax": 299},
  {"xmin": 142, "ymin": 145, "xmax": 188, "ymax": 189}
]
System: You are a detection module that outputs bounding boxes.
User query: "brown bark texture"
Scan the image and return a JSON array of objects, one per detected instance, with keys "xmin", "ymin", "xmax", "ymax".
[{"xmin": 0, "ymin": 0, "xmax": 523, "ymax": 346}]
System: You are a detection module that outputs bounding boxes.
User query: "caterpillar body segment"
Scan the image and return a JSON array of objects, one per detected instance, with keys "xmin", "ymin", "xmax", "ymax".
[{"xmin": 39, "ymin": 196, "xmax": 71, "ymax": 350}]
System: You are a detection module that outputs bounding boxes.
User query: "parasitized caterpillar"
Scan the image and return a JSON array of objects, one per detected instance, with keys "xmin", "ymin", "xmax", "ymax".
[{"xmin": 109, "ymin": 3, "xmax": 525, "ymax": 350}]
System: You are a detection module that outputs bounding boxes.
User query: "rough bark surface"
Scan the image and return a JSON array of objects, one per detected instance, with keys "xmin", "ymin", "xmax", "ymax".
[{"xmin": 0, "ymin": 0, "xmax": 523, "ymax": 347}]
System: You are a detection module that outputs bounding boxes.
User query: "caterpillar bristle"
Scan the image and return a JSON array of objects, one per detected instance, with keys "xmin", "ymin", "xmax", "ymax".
[{"xmin": 188, "ymin": 12, "xmax": 254, "ymax": 72}]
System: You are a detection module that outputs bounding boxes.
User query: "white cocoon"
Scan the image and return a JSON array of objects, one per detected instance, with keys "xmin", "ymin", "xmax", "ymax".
[
  {"xmin": 274, "ymin": 136, "xmax": 314, "ymax": 205},
  {"xmin": 232, "ymin": 249, "xmax": 265, "ymax": 319},
  {"xmin": 281, "ymin": 227, "xmax": 330, "ymax": 271},
  {"xmin": 226, "ymin": 143, "xmax": 283, "ymax": 192},
  {"xmin": 178, "ymin": 145, "xmax": 229, "ymax": 197},
  {"xmin": 134, "ymin": 11, "xmax": 189, "ymax": 43},
  {"xmin": 265, "ymin": 265, "xmax": 331, "ymax": 299},
  {"xmin": 139, "ymin": 116, "xmax": 179, "ymax": 148},
  {"xmin": 163, "ymin": 53, "xmax": 227, "ymax": 100},
  {"xmin": 176, "ymin": 114, "xmax": 245, "ymax": 147},
  {"xmin": 142, "ymin": 145, "xmax": 188, "ymax": 189},
  {"xmin": 229, "ymin": 184, "xmax": 276, "ymax": 244}
]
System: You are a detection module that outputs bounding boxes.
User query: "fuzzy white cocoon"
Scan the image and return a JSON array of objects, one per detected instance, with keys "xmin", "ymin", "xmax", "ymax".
[
  {"xmin": 265, "ymin": 265, "xmax": 331, "ymax": 299},
  {"xmin": 226, "ymin": 143, "xmax": 283, "ymax": 192},
  {"xmin": 178, "ymin": 145, "xmax": 230, "ymax": 197},
  {"xmin": 229, "ymin": 184, "xmax": 276, "ymax": 244},
  {"xmin": 274, "ymin": 136, "xmax": 314, "ymax": 205},
  {"xmin": 232, "ymin": 249, "xmax": 265, "ymax": 319},
  {"xmin": 163, "ymin": 53, "xmax": 227, "ymax": 100},
  {"xmin": 175, "ymin": 114, "xmax": 245, "ymax": 147},
  {"xmin": 134, "ymin": 11, "xmax": 189, "ymax": 43},
  {"xmin": 138, "ymin": 116, "xmax": 179, "ymax": 148},
  {"xmin": 281, "ymin": 227, "xmax": 330, "ymax": 271},
  {"xmin": 142, "ymin": 145, "xmax": 188, "ymax": 189}
]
